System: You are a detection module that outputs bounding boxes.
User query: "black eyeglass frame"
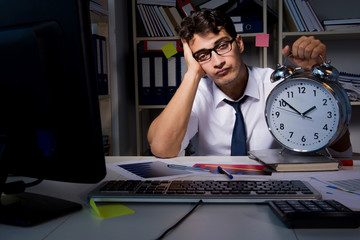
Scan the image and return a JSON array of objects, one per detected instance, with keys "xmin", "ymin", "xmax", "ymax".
[{"xmin": 192, "ymin": 37, "xmax": 236, "ymax": 62}]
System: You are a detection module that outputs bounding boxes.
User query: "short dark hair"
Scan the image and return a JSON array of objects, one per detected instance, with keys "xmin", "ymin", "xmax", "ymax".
[{"xmin": 176, "ymin": 8, "xmax": 237, "ymax": 42}]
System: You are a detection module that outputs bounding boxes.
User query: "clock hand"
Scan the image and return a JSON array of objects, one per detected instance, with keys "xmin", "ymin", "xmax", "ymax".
[
  {"xmin": 281, "ymin": 99, "xmax": 302, "ymax": 116},
  {"xmin": 277, "ymin": 107, "xmax": 312, "ymax": 119},
  {"xmin": 302, "ymin": 106, "xmax": 317, "ymax": 117}
]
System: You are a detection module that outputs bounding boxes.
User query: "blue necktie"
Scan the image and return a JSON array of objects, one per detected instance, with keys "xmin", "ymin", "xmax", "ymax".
[{"xmin": 224, "ymin": 98, "xmax": 247, "ymax": 156}]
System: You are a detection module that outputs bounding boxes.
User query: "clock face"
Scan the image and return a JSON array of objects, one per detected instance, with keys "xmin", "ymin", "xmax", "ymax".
[{"xmin": 265, "ymin": 78, "xmax": 340, "ymax": 152}]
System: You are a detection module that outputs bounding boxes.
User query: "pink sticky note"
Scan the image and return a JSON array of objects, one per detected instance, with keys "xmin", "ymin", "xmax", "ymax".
[{"xmin": 255, "ymin": 33, "xmax": 269, "ymax": 47}]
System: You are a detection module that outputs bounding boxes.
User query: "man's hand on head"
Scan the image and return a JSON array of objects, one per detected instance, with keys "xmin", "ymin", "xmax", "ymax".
[{"xmin": 181, "ymin": 39, "xmax": 206, "ymax": 79}]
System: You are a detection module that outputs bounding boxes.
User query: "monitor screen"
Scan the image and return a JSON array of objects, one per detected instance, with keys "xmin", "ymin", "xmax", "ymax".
[{"xmin": 0, "ymin": 0, "xmax": 106, "ymax": 226}]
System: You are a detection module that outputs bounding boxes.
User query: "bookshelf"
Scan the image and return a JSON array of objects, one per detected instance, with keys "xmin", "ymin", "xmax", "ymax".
[
  {"xmin": 132, "ymin": 0, "xmax": 274, "ymax": 155},
  {"xmin": 277, "ymin": 0, "xmax": 360, "ymax": 104},
  {"xmin": 277, "ymin": 0, "xmax": 360, "ymax": 152},
  {"xmin": 90, "ymin": 0, "xmax": 112, "ymax": 155},
  {"xmin": 277, "ymin": 0, "xmax": 360, "ymax": 64}
]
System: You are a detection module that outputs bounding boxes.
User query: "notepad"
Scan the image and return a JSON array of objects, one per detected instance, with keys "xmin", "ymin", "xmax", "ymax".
[
  {"xmin": 249, "ymin": 149, "xmax": 339, "ymax": 172},
  {"xmin": 90, "ymin": 198, "xmax": 134, "ymax": 219}
]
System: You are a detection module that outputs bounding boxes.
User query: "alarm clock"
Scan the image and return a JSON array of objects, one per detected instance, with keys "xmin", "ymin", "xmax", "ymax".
[{"xmin": 265, "ymin": 57, "xmax": 351, "ymax": 153}]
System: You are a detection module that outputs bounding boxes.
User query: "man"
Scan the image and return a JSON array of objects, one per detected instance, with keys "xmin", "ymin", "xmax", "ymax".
[{"xmin": 147, "ymin": 8, "xmax": 351, "ymax": 158}]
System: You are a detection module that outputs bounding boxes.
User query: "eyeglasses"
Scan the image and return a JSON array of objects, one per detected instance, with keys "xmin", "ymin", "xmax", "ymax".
[{"xmin": 192, "ymin": 37, "xmax": 236, "ymax": 62}]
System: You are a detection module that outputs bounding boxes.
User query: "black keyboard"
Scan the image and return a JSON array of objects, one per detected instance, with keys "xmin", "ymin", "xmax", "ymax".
[
  {"xmin": 269, "ymin": 200, "xmax": 360, "ymax": 228},
  {"xmin": 88, "ymin": 179, "xmax": 321, "ymax": 203}
]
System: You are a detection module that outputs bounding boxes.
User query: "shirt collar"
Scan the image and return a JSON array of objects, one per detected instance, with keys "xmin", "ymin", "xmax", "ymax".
[{"xmin": 212, "ymin": 66, "xmax": 260, "ymax": 108}]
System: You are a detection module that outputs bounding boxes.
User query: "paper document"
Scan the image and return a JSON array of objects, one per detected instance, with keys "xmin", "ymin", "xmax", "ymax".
[{"xmin": 273, "ymin": 169, "xmax": 360, "ymax": 210}]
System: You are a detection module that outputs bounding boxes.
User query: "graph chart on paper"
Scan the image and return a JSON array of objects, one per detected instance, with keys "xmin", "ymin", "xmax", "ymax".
[
  {"xmin": 328, "ymin": 179, "xmax": 360, "ymax": 193},
  {"xmin": 311, "ymin": 177, "xmax": 360, "ymax": 196}
]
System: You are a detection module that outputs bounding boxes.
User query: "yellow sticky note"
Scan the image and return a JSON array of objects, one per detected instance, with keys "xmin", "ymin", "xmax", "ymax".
[
  {"xmin": 161, "ymin": 42, "xmax": 178, "ymax": 58},
  {"xmin": 90, "ymin": 198, "xmax": 134, "ymax": 219}
]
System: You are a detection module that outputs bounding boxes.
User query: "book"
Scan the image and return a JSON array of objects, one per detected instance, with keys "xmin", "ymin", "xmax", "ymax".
[
  {"xmin": 92, "ymin": 34, "xmax": 108, "ymax": 95},
  {"xmin": 324, "ymin": 24, "xmax": 360, "ymax": 31},
  {"xmin": 148, "ymin": 5, "xmax": 167, "ymax": 37},
  {"xmin": 90, "ymin": 0, "xmax": 108, "ymax": 15},
  {"xmin": 305, "ymin": 0, "xmax": 324, "ymax": 31},
  {"xmin": 137, "ymin": 4, "xmax": 154, "ymax": 36},
  {"xmin": 136, "ymin": 0, "xmax": 176, "ymax": 7},
  {"xmin": 163, "ymin": 6, "xmax": 180, "ymax": 32},
  {"xmin": 323, "ymin": 18, "xmax": 360, "ymax": 26},
  {"xmin": 248, "ymin": 149, "xmax": 339, "ymax": 172},
  {"xmin": 159, "ymin": 6, "xmax": 177, "ymax": 35},
  {"xmin": 293, "ymin": 0, "xmax": 323, "ymax": 32},
  {"xmin": 294, "ymin": 0, "xmax": 315, "ymax": 31},
  {"xmin": 168, "ymin": 6, "xmax": 183, "ymax": 28},
  {"xmin": 136, "ymin": 3, "xmax": 185, "ymax": 37},
  {"xmin": 284, "ymin": 0, "xmax": 307, "ymax": 32},
  {"xmin": 283, "ymin": 0, "xmax": 299, "ymax": 31}
]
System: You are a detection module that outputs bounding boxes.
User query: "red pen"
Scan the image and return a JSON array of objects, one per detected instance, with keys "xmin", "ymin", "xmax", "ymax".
[{"xmin": 340, "ymin": 160, "xmax": 360, "ymax": 166}]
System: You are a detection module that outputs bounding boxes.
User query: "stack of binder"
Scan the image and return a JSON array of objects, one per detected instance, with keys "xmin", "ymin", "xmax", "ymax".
[
  {"xmin": 138, "ymin": 40, "xmax": 187, "ymax": 105},
  {"xmin": 230, "ymin": 15, "xmax": 263, "ymax": 33},
  {"xmin": 92, "ymin": 34, "xmax": 108, "ymax": 95}
]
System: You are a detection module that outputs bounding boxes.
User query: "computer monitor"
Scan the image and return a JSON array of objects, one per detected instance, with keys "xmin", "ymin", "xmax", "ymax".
[{"xmin": 0, "ymin": 0, "xmax": 107, "ymax": 226}]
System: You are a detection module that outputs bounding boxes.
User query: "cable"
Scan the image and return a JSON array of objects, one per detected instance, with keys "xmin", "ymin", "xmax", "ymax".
[
  {"xmin": 3, "ymin": 179, "xmax": 43, "ymax": 194},
  {"xmin": 25, "ymin": 179, "xmax": 43, "ymax": 188},
  {"xmin": 155, "ymin": 200, "xmax": 203, "ymax": 240}
]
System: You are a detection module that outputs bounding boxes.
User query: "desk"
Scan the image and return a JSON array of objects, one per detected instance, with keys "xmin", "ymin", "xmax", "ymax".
[{"xmin": 1, "ymin": 156, "xmax": 360, "ymax": 240}]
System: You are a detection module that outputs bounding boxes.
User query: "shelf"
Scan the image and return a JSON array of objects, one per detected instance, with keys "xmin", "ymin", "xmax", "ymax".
[
  {"xmin": 136, "ymin": 33, "xmax": 265, "ymax": 41},
  {"xmin": 89, "ymin": 0, "xmax": 112, "ymax": 155},
  {"xmin": 282, "ymin": 31, "xmax": 360, "ymax": 40}
]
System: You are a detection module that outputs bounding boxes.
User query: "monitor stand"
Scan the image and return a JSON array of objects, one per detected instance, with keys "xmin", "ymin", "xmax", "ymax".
[{"xmin": 0, "ymin": 135, "xmax": 82, "ymax": 227}]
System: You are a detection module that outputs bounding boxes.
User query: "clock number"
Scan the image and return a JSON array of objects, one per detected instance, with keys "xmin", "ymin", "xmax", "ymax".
[
  {"xmin": 289, "ymin": 132, "xmax": 294, "ymax": 138},
  {"xmin": 314, "ymin": 133, "xmax": 319, "ymax": 139},
  {"xmin": 327, "ymin": 111, "xmax": 332, "ymax": 118},
  {"xmin": 287, "ymin": 91, "xmax": 294, "ymax": 98},
  {"xmin": 313, "ymin": 90, "xmax": 317, "ymax": 96},
  {"xmin": 279, "ymin": 100, "xmax": 286, "ymax": 107},
  {"xmin": 323, "ymin": 99, "xmax": 328, "ymax": 106},
  {"xmin": 301, "ymin": 136, "xmax": 306, "ymax": 142},
  {"xmin": 280, "ymin": 123, "xmax": 285, "ymax": 130},
  {"xmin": 323, "ymin": 124, "xmax": 328, "ymax": 131},
  {"xmin": 275, "ymin": 111, "xmax": 280, "ymax": 118},
  {"xmin": 298, "ymin": 86, "xmax": 306, "ymax": 94}
]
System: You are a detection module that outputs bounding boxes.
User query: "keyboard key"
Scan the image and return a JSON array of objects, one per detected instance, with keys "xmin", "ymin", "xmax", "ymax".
[
  {"xmin": 89, "ymin": 179, "xmax": 322, "ymax": 203},
  {"xmin": 269, "ymin": 199, "xmax": 360, "ymax": 228}
]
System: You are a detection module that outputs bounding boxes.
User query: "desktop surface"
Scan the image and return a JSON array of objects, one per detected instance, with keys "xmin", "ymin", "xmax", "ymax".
[{"xmin": 1, "ymin": 156, "xmax": 360, "ymax": 240}]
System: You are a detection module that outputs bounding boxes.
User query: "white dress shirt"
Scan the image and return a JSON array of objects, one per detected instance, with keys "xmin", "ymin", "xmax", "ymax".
[{"xmin": 180, "ymin": 66, "xmax": 282, "ymax": 155}]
